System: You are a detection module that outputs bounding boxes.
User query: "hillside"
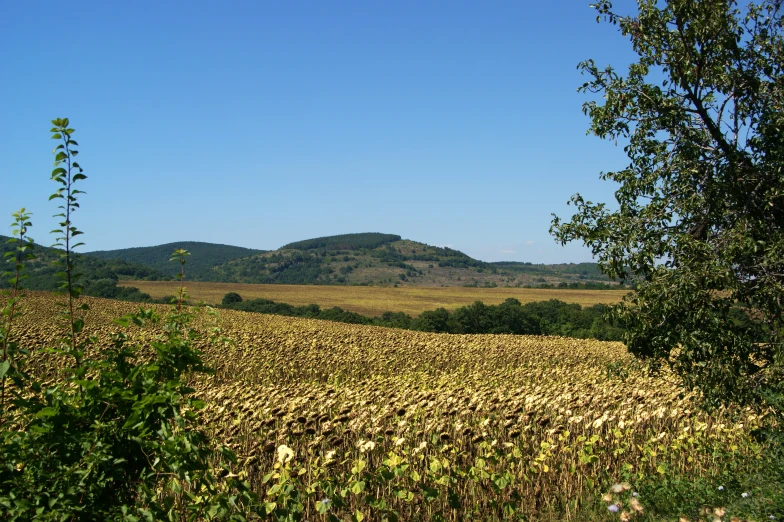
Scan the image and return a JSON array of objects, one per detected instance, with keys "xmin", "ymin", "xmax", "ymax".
[
  {"xmin": 209, "ymin": 234, "xmax": 618, "ymax": 288},
  {"xmin": 0, "ymin": 235, "xmax": 167, "ymax": 292},
  {"xmin": 78, "ymin": 233, "xmax": 618, "ymax": 288},
  {"xmin": 86, "ymin": 241, "xmax": 265, "ymax": 280}
]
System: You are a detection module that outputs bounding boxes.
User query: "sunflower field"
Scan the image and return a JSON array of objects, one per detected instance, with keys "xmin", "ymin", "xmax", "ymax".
[{"xmin": 6, "ymin": 293, "xmax": 780, "ymax": 521}]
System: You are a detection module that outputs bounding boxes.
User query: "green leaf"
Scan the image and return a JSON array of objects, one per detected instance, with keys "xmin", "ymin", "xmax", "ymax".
[
  {"xmin": 35, "ymin": 407, "xmax": 57, "ymax": 418},
  {"xmin": 0, "ymin": 360, "xmax": 10, "ymax": 379}
]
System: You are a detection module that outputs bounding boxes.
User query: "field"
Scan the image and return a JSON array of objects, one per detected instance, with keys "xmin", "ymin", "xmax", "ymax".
[
  {"xmin": 119, "ymin": 281, "xmax": 629, "ymax": 316},
  {"xmin": 12, "ymin": 294, "xmax": 772, "ymax": 520}
]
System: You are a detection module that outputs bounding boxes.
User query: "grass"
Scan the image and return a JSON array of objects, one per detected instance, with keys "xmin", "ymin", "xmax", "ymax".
[{"xmin": 119, "ymin": 281, "xmax": 630, "ymax": 316}]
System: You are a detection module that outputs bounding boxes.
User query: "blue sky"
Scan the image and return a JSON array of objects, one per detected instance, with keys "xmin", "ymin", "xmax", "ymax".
[{"xmin": 1, "ymin": 1, "xmax": 639, "ymax": 263}]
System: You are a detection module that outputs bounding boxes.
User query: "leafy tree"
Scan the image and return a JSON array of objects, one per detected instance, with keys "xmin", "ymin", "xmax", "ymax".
[{"xmin": 551, "ymin": 1, "xmax": 783, "ymax": 415}]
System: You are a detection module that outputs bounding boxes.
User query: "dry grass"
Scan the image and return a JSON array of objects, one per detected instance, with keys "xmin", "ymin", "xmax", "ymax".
[{"xmin": 119, "ymin": 281, "xmax": 629, "ymax": 316}]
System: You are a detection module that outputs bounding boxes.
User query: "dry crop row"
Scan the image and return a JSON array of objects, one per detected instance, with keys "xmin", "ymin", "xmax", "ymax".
[{"xmin": 11, "ymin": 294, "xmax": 762, "ymax": 520}]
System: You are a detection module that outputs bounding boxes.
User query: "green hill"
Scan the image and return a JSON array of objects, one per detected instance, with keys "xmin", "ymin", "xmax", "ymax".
[
  {"xmin": 281, "ymin": 233, "xmax": 401, "ymax": 251},
  {"xmin": 208, "ymin": 235, "xmax": 618, "ymax": 288},
  {"xmin": 69, "ymin": 234, "xmax": 617, "ymax": 288},
  {"xmin": 0, "ymin": 235, "xmax": 167, "ymax": 294},
  {"xmin": 86, "ymin": 241, "xmax": 265, "ymax": 280}
]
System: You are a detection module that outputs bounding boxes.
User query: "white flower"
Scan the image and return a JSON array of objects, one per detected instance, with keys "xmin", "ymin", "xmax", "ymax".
[
  {"xmin": 742, "ymin": 492, "xmax": 749, "ymax": 498},
  {"xmin": 632, "ymin": 491, "xmax": 639, "ymax": 497},
  {"xmin": 276, "ymin": 444, "xmax": 294, "ymax": 464},
  {"xmin": 608, "ymin": 504, "xmax": 620, "ymax": 513},
  {"xmin": 718, "ymin": 485, "xmax": 724, "ymax": 491}
]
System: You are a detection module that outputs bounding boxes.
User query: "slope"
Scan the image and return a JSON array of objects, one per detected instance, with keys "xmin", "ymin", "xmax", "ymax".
[
  {"xmin": 0, "ymin": 235, "xmax": 168, "ymax": 292},
  {"xmin": 209, "ymin": 234, "xmax": 617, "ymax": 288},
  {"xmin": 86, "ymin": 241, "xmax": 265, "ymax": 280}
]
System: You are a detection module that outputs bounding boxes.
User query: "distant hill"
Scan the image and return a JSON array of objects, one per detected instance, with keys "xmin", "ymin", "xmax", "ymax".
[
  {"xmin": 86, "ymin": 241, "xmax": 265, "ymax": 280},
  {"xmin": 207, "ymin": 234, "xmax": 618, "ymax": 288},
  {"xmin": 0, "ymin": 235, "xmax": 168, "ymax": 292},
  {"xmin": 281, "ymin": 233, "xmax": 401, "ymax": 251},
  {"xmin": 74, "ymin": 234, "xmax": 617, "ymax": 288}
]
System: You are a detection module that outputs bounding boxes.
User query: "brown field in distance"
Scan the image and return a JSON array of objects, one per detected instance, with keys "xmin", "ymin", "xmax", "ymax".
[{"xmin": 120, "ymin": 281, "xmax": 629, "ymax": 317}]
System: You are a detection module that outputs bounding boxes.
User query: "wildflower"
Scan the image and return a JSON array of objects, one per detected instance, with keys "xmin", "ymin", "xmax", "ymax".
[
  {"xmin": 608, "ymin": 504, "xmax": 620, "ymax": 513},
  {"xmin": 713, "ymin": 507, "xmax": 726, "ymax": 517},
  {"xmin": 742, "ymin": 492, "xmax": 749, "ymax": 498},
  {"xmin": 632, "ymin": 491, "xmax": 638, "ymax": 497},
  {"xmin": 630, "ymin": 497, "xmax": 643, "ymax": 513},
  {"xmin": 601, "ymin": 493, "xmax": 613, "ymax": 503},
  {"xmin": 276, "ymin": 444, "xmax": 294, "ymax": 464},
  {"xmin": 718, "ymin": 485, "xmax": 725, "ymax": 491}
]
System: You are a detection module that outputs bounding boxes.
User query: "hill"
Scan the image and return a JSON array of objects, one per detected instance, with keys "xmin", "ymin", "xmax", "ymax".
[
  {"xmin": 86, "ymin": 241, "xmax": 265, "ymax": 280},
  {"xmin": 0, "ymin": 235, "xmax": 167, "ymax": 294},
  {"xmin": 77, "ymin": 234, "xmax": 619, "ymax": 288},
  {"xmin": 281, "ymin": 232, "xmax": 401, "ymax": 251},
  {"xmin": 209, "ymin": 234, "xmax": 618, "ymax": 288}
]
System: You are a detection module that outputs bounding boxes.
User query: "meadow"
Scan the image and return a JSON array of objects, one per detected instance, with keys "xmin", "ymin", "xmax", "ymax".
[
  {"xmin": 15, "ymin": 293, "xmax": 776, "ymax": 521},
  {"xmin": 118, "ymin": 281, "xmax": 629, "ymax": 317}
]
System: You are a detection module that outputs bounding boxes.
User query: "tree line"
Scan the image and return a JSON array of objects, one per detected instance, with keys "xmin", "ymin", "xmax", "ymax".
[{"xmin": 220, "ymin": 293, "xmax": 627, "ymax": 341}]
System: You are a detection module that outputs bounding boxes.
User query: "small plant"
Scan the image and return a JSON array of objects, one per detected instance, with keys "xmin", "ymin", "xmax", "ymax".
[
  {"xmin": 49, "ymin": 118, "xmax": 88, "ymax": 368},
  {"xmin": 0, "ymin": 208, "xmax": 34, "ymax": 424}
]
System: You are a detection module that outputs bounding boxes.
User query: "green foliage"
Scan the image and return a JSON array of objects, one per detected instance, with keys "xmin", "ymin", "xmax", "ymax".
[
  {"xmin": 1, "ymin": 209, "xmax": 35, "ymax": 424},
  {"xmin": 281, "ymin": 232, "xmax": 401, "ymax": 251},
  {"xmin": 0, "ymin": 306, "xmax": 258, "ymax": 520},
  {"xmin": 0, "ymin": 235, "xmax": 168, "ymax": 292},
  {"xmin": 221, "ymin": 292, "xmax": 243, "ymax": 306},
  {"xmin": 223, "ymin": 296, "xmax": 626, "ymax": 341},
  {"xmin": 550, "ymin": 1, "xmax": 784, "ymax": 417},
  {"xmin": 87, "ymin": 241, "xmax": 264, "ymax": 280},
  {"xmin": 49, "ymin": 118, "xmax": 86, "ymax": 303}
]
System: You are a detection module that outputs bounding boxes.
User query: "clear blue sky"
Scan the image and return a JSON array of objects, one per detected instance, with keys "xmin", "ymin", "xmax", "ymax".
[{"xmin": 1, "ymin": 1, "xmax": 638, "ymax": 263}]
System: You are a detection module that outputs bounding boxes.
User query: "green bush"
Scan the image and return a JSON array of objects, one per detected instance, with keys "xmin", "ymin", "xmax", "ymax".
[{"xmin": 221, "ymin": 291, "xmax": 243, "ymax": 306}]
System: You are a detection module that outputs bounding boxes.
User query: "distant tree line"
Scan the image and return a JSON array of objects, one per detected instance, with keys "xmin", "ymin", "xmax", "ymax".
[{"xmin": 220, "ymin": 293, "xmax": 628, "ymax": 341}]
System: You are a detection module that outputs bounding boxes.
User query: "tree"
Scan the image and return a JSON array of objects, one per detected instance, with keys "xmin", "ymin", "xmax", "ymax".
[
  {"xmin": 550, "ymin": 1, "xmax": 783, "ymax": 416},
  {"xmin": 222, "ymin": 291, "xmax": 243, "ymax": 306}
]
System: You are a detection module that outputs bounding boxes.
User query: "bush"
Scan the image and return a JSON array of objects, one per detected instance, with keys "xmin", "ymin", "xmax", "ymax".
[{"xmin": 221, "ymin": 291, "xmax": 243, "ymax": 306}]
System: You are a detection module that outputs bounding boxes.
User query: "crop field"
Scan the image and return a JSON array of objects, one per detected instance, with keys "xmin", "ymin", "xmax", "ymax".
[
  {"xmin": 119, "ymin": 281, "xmax": 629, "ymax": 317},
  {"xmin": 11, "ymin": 294, "xmax": 770, "ymax": 521}
]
